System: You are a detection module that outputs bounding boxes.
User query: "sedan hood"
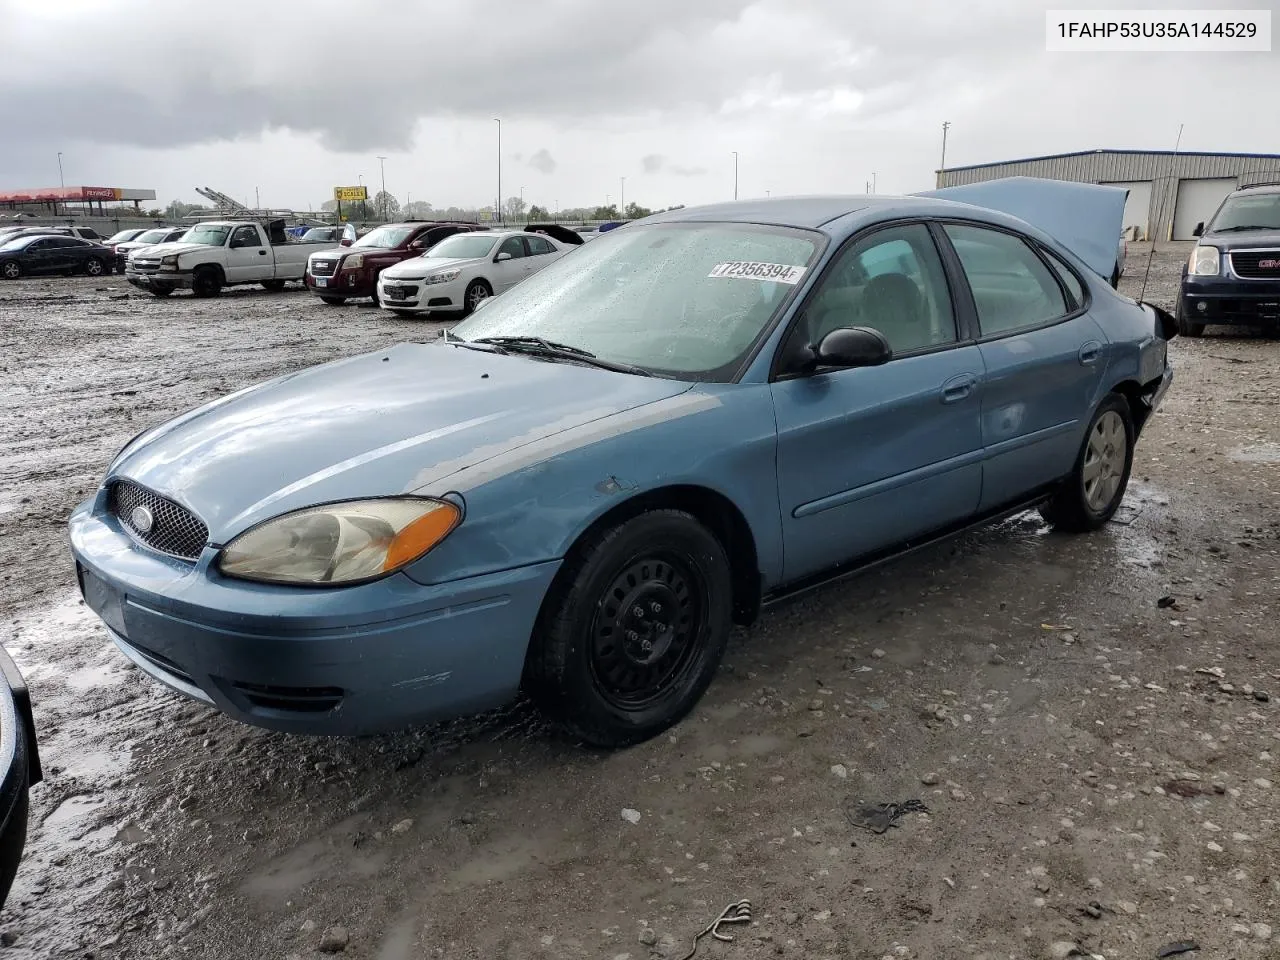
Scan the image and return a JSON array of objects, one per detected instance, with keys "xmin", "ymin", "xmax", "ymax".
[
  {"xmin": 111, "ymin": 342, "xmax": 690, "ymax": 541},
  {"xmin": 382, "ymin": 256, "xmax": 481, "ymax": 280},
  {"xmin": 1202, "ymin": 228, "xmax": 1280, "ymax": 250},
  {"xmin": 308, "ymin": 245, "xmax": 351, "ymax": 262}
]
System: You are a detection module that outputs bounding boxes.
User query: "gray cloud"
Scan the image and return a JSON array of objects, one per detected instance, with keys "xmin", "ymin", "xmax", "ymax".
[
  {"xmin": 642, "ymin": 154, "xmax": 665, "ymax": 174},
  {"xmin": 528, "ymin": 149, "xmax": 557, "ymax": 174}
]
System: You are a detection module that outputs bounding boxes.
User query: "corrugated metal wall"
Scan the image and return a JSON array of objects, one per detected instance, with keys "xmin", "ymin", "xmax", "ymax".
[{"xmin": 937, "ymin": 152, "xmax": 1280, "ymax": 240}]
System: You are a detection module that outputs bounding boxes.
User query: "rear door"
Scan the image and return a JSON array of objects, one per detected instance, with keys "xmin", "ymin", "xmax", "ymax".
[
  {"xmin": 938, "ymin": 222, "xmax": 1108, "ymax": 510},
  {"xmin": 522, "ymin": 234, "xmax": 562, "ymax": 276},
  {"xmin": 225, "ymin": 225, "xmax": 270, "ymax": 282}
]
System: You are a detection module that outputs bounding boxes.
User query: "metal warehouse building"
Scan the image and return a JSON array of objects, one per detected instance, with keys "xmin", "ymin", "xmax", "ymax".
[{"xmin": 937, "ymin": 149, "xmax": 1280, "ymax": 241}]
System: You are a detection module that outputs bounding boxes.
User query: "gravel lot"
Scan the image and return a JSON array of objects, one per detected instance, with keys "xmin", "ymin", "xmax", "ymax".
[{"xmin": 0, "ymin": 244, "xmax": 1277, "ymax": 960}]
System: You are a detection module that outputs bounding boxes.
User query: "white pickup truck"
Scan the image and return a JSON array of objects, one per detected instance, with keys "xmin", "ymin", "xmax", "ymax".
[{"xmin": 124, "ymin": 219, "xmax": 333, "ymax": 298}]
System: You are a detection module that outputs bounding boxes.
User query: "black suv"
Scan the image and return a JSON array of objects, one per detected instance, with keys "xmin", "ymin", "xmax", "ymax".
[{"xmin": 1177, "ymin": 183, "xmax": 1280, "ymax": 337}]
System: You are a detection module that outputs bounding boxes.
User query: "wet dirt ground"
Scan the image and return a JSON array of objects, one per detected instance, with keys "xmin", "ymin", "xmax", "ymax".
[{"xmin": 0, "ymin": 245, "xmax": 1277, "ymax": 960}]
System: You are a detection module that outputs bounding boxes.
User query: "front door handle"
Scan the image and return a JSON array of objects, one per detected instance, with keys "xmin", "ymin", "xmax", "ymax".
[
  {"xmin": 1078, "ymin": 340, "xmax": 1101, "ymax": 365},
  {"xmin": 259, "ymin": 250, "xmax": 267, "ymax": 256},
  {"xmin": 940, "ymin": 373, "xmax": 978, "ymax": 404}
]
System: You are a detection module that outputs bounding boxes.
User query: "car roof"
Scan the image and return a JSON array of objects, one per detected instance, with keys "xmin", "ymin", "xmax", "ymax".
[{"xmin": 1230, "ymin": 183, "xmax": 1280, "ymax": 197}]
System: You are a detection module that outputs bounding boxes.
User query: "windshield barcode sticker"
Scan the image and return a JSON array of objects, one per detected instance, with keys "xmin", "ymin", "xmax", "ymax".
[{"xmin": 708, "ymin": 261, "xmax": 807, "ymax": 284}]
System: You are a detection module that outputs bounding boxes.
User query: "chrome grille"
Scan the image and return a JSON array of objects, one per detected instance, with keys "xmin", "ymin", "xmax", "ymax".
[
  {"xmin": 108, "ymin": 480, "xmax": 209, "ymax": 561},
  {"xmin": 1230, "ymin": 250, "xmax": 1280, "ymax": 280},
  {"xmin": 130, "ymin": 258, "xmax": 161, "ymax": 274},
  {"xmin": 309, "ymin": 258, "xmax": 338, "ymax": 277}
]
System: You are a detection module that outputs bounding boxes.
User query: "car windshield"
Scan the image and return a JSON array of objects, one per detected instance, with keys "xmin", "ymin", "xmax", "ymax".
[
  {"xmin": 302, "ymin": 228, "xmax": 336, "ymax": 241},
  {"xmin": 105, "ymin": 230, "xmax": 141, "ymax": 243},
  {"xmin": 184, "ymin": 224, "xmax": 231, "ymax": 245},
  {"xmin": 451, "ymin": 222, "xmax": 822, "ymax": 381},
  {"xmin": 352, "ymin": 226, "xmax": 415, "ymax": 249},
  {"xmin": 424, "ymin": 234, "xmax": 496, "ymax": 259},
  {"xmin": 1211, "ymin": 194, "xmax": 1280, "ymax": 232},
  {"xmin": 135, "ymin": 228, "xmax": 173, "ymax": 243}
]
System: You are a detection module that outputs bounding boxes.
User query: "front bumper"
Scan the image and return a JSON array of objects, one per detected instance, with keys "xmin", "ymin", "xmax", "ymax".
[
  {"xmin": 126, "ymin": 268, "xmax": 193, "ymax": 290},
  {"xmin": 68, "ymin": 496, "xmax": 560, "ymax": 736},
  {"xmin": 306, "ymin": 266, "xmax": 376, "ymax": 299},
  {"xmin": 376, "ymin": 275, "xmax": 463, "ymax": 313},
  {"xmin": 1180, "ymin": 275, "xmax": 1280, "ymax": 327}
]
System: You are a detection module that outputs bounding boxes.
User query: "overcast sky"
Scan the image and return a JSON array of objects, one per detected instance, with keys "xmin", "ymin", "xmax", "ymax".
[{"xmin": 2, "ymin": 0, "xmax": 1276, "ymax": 212}]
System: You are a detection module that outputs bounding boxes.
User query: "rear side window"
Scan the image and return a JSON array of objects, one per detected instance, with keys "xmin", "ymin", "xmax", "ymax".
[
  {"xmin": 1041, "ymin": 247, "xmax": 1086, "ymax": 307},
  {"xmin": 526, "ymin": 235, "xmax": 556, "ymax": 255},
  {"xmin": 942, "ymin": 224, "xmax": 1068, "ymax": 336}
]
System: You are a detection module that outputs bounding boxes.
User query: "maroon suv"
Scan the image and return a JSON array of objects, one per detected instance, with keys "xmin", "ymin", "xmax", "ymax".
[{"xmin": 305, "ymin": 221, "xmax": 486, "ymax": 304}]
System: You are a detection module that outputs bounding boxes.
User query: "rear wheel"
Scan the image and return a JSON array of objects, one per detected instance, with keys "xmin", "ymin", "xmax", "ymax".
[
  {"xmin": 191, "ymin": 266, "xmax": 223, "ymax": 298},
  {"xmin": 84, "ymin": 257, "xmax": 105, "ymax": 277},
  {"xmin": 261, "ymin": 279, "xmax": 286, "ymax": 293},
  {"xmin": 1, "ymin": 261, "xmax": 21, "ymax": 280},
  {"xmin": 523, "ymin": 510, "xmax": 733, "ymax": 747},
  {"xmin": 1040, "ymin": 393, "xmax": 1134, "ymax": 532}
]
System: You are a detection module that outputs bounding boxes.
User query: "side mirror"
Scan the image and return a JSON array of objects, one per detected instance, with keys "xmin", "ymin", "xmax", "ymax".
[
  {"xmin": 813, "ymin": 326, "xmax": 892, "ymax": 369},
  {"xmin": 495, "ymin": 251, "xmax": 512, "ymax": 262},
  {"xmin": 1192, "ymin": 222, "xmax": 1204, "ymax": 237},
  {"xmin": 409, "ymin": 240, "xmax": 427, "ymax": 250},
  {"xmin": 340, "ymin": 238, "xmax": 353, "ymax": 247}
]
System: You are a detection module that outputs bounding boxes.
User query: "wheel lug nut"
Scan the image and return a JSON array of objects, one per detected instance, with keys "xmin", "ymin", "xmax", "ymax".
[
  {"xmin": 632, "ymin": 605, "xmax": 645, "ymax": 618},
  {"xmin": 626, "ymin": 629, "xmax": 639, "ymax": 642},
  {"xmin": 649, "ymin": 601, "xmax": 662, "ymax": 614}
]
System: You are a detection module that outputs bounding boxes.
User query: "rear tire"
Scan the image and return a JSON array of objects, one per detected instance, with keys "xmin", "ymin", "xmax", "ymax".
[
  {"xmin": 1, "ymin": 261, "xmax": 21, "ymax": 280},
  {"xmin": 1040, "ymin": 393, "xmax": 1134, "ymax": 533},
  {"xmin": 191, "ymin": 266, "xmax": 223, "ymax": 298},
  {"xmin": 84, "ymin": 257, "xmax": 105, "ymax": 277},
  {"xmin": 523, "ymin": 509, "xmax": 733, "ymax": 747}
]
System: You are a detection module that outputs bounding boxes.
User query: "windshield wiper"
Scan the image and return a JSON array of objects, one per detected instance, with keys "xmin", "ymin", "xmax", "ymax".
[
  {"xmin": 471, "ymin": 336, "xmax": 652, "ymax": 376},
  {"xmin": 1213, "ymin": 224, "xmax": 1278, "ymax": 232}
]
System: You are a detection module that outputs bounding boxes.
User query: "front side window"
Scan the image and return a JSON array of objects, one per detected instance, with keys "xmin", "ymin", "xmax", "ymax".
[
  {"xmin": 800, "ymin": 223, "xmax": 956, "ymax": 356},
  {"xmin": 231, "ymin": 226, "xmax": 261, "ymax": 247},
  {"xmin": 451, "ymin": 221, "xmax": 821, "ymax": 381},
  {"xmin": 943, "ymin": 224, "xmax": 1068, "ymax": 336},
  {"xmin": 353, "ymin": 225, "xmax": 416, "ymax": 249},
  {"xmin": 497, "ymin": 237, "xmax": 526, "ymax": 259}
]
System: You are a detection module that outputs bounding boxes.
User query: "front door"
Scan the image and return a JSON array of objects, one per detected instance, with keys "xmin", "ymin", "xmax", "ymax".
[
  {"xmin": 225, "ymin": 225, "xmax": 270, "ymax": 282},
  {"xmin": 939, "ymin": 223, "xmax": 1109, "ymax": 510},
  {"xmin": 491, "ymin": 236, "xmax": 528, "ymax": 291},
  {"xmin": 771, "ymin": 222, "xmax": 985, "ymax": 582},
  {"xmin": 23, "ymin": 238, "xmax": 62, "ymax": 274}
]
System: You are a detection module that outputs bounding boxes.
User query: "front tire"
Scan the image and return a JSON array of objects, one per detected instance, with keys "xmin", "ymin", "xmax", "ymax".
[
  {"xmin": 462, "ymin": 279, "xmax": 491, "ymax": 316},
  {"xmin": 191, "ymin": 266, "xmax": 223, "ymax": 298},
  {"xmin": 523, "ymin": 510, "xmax": 733, "ymax": 747},
  {"xmin": 1040, "ymin": 393, "xmax": 1134, "ymax": 532}
]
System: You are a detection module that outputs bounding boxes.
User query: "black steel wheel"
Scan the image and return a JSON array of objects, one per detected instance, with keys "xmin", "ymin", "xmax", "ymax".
[{"xmin": 524, "ymin": 509, "xmax": 732, "ymax": 747}]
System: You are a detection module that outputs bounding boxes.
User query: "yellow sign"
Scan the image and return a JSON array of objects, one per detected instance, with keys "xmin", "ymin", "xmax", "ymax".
[{"xmin": 333, "ymin": 186, "xmax": 368, "ymax": 202}]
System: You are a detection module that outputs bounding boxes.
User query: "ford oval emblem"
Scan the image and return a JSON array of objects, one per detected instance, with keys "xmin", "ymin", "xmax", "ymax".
[{"xmin": 130, "ymin": 505, "xmax": 155, "ymax": 534}]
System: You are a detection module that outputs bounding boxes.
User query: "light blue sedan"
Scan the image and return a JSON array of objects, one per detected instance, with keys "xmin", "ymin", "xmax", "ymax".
[{"xmin": 69, "ymin": 180, "xmax": 1176, "ymax": 747}]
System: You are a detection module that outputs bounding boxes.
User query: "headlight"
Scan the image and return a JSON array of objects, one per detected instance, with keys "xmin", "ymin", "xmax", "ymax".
[
  {"xmin": 424, "ymin": 269, "xmax": 461, "ymax": 284},
  {"xmin": 161, "ymin": 255, "xmax": 180, "ymax": 266},
  {"xmin": 1188, "ymin": 245, "xmax": 1220, "ymax": 276},
  {"xmin": 344, "ymin": 254, "xmax": 364, "ymax": 269},
  {"xmin": 218, "ymin": 498, "xmax": 461, "ymax": 586}
]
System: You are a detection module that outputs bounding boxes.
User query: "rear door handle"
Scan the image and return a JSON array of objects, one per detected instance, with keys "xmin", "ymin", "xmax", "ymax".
[
  {"xmin": 1079, "ymin": 340, "xmax": 1101, "ymax": 365},
  {"xmin": 940, "ymin": 373, "xmax": 978, "ymax": 404}
]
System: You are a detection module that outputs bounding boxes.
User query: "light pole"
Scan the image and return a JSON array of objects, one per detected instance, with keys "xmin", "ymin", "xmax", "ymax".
[
  {"xmin": 376, "ymin": 156, "xmax": 387, "ymax": 220},
  {"xmin": 620, "ymin": 176, "xmax": 626, "ymax": 217},
  {"xmin": 732, "ymin": 152, "xmax": 738, "ymax": 200},
  {"xmin": 871, "ymin": 172, "xmax": 877, "ymax": 194},
  {"xmin": 519, "ymin": 185, "xmax": 525, "ymax": 220},
  {"xmin": 940, "ymin": 121, "xmax": 951, "ymax": 182},
  {"xmin": 56, "ymin": 152, "xmax": 65, "ymax": 215},
  {"xmin": 493, "ymin": 118, "xmax": 501, "ymax": 222},
  {"xmin": 255, "ymin": 186, "xmax": 260, "ymax": 209}
]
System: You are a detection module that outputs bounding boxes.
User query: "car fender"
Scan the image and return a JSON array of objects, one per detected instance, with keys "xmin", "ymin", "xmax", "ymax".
[{"xmin": 403, "ymin": 384, "xmax": 785, "ymax": 590}]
